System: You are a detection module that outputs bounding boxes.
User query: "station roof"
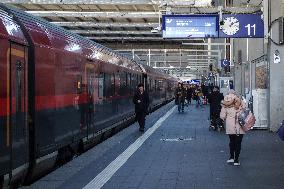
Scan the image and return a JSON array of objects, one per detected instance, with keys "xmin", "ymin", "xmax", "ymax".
[
  {"xmin": 2, "ymin": 0, "xmax": 262, "ymax": 78},
  {"xmin": 3, "ymin": 0, "xmax": 260, "ymax": 44}
]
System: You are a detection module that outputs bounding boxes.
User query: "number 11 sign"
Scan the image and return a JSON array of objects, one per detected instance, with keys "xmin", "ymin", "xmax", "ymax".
[{"xmin": 219, "ymin": 14, "xmax": 264, "ymax": 38}]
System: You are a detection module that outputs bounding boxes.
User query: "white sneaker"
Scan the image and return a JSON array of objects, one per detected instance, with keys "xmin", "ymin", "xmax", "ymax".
[
  {"xmin": 234, "ymin": 161, "xmax": 241, "ymax": 166},
  {"xmin": 226, "ymin": 159, "xmax": 234, "ymax": 163}
]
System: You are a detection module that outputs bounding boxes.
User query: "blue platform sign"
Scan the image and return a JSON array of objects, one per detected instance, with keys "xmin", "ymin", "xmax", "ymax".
[
  {"xmin": 219, "ymin": 14, "xmax": 264, "ymax": 38},
  {"xmin": 221, "ymin": 59, "xmax": 230, "ymax": 67},
  {"xmin": 162, "ymin": 15, "xmax": 219, "ymax": 38}
]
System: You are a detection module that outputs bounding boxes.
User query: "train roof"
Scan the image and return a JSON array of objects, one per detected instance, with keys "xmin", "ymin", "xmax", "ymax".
[
  {"xmin": 0, "ymin": 4, "xmax": 142, "ymax": 73},
  {"xmin": 139, "ymin": 63, "xmax": 178, "ymax": 81},
  {"xmin": 0, "ymin": 4, "xmax": 178, "ymax": 81},
  {"xmin": 0, "ymin": 8, "xmax": 27, "ymax": 44}
]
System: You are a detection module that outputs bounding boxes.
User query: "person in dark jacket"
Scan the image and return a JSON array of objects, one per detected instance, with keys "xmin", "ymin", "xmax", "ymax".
[
  {"xmin": 194, "ymin": 86, "xmax": 203, "ymax": 107},
  {"xmin": 175, "ymin": 83, "xmax": 186, "ymax": 112},
  {"xmin": 186, "ymin": 85, "xmax": 193, "ymax": 105},
  {"xmin": 133, "ymin": 83, "xmax": 150, "ymax": 132},
  {"xmin": 208, "ymin": 86, "xmax": 224, "ymax": 130}
]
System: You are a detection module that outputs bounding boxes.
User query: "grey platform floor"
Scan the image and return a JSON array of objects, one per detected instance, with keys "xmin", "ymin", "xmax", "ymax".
[{"xmin": 21, "ymin": 102, "xmax": 284, "ymax": 189}]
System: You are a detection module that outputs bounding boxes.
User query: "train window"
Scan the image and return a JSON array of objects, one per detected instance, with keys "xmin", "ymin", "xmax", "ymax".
[
  {"xmin": 128, "ymin": 73, "xmax": 131, "ymax": 93},
  {"xmin": 119, "ymin": 72, "xmax": 127, "ymax": 95},
  {"xmin": 111, "ymin": 74, "xmax": 115, "ymax": 96},
  {"xmin": 137, "ymin": 75, "xmax": 139, "ymax": 85},
  {"xmin": 150, "ymin": 79, "xmax": 152, "ymax": 92},
  {"xmin": 98, "ymin": 73, "xmax": 104, "ymax": 98},
  {"xmin": 131, "ymin": 73, "xmax": 136, "ymax": 92},
  {"xmin": 125, "ymin": 72, "xmax": 128, "ymax": 87},
  {"xmin": 87, "ymin": 70, "xmax": 95, "ymax": 95},
  {"xmin": 104, "ymin": 73, "xmax": 114, "ymax": 97},
  {"xmin": 148, "ymin": 79, "xmax": 152, "ymax": 92},
  {"xmin": 158, "ymin": 80, "xmax": 163, "ymax": 91},
  {"xmin": 155, "ymin": 80, "xmax": 157, "ymax": 91},
  {"xmin": 149, "ymin": 79, "xmax": 153, "ymax": 92},
  {"xmin": 76, "ymin": 75, "xmax": 82, "ymax": 94}
]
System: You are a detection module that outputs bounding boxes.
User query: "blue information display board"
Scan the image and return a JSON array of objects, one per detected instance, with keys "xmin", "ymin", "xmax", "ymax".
[
  {"xmin": 219, "ymin": 14, "xmax": 264, "ymax": 38},
  {"xmin": 162, "ymin": 15, "xmax": 219, "ymax": 38}
]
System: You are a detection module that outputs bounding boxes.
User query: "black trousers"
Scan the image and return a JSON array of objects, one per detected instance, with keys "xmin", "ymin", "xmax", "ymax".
[
  {"xmin": 229, "ymin": 134, "xmax": 243, "ymax": 160},
  {"xmin": 136, "ymin": 112, "xmax": 146, "ymax": 129},
  {"xmin": 211, "ymin": 110, "xmax": 221, "ymax": 128},
  {"xmin": 187, "ymin": 96, "xmax": 192, "ymax": 104}
]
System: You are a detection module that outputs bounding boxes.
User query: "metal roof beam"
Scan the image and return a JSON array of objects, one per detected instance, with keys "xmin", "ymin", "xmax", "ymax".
[
  {"xmin": 137, "ymin": 53, "xmax": 217, "ymax": 56},
  {"xmin": 186, "ymin": 59, "xmax": 215, "ymax": 61},
  {"xmin": 187, "ymin": 54, "xmax": 219, "ymax": 57},
  {"xmin": 87, "ymin": 37, "xmax": 205, "ymax": 41},
  {"xmin": 183, "ymin": 43, "xmax": 231, "ymax": 46},
  {"xmin": 132, "ymin": 5, "xmax": 138, "ymax": 11},
  {"xmin": 25, "ymin": 11, "xmax": 159, "ymax": 18},
  {"xmin": 153, "ymin": 66, "xmax": 209, "ymax": 69},
  {"xmin": 113, "ymin": 5, "xmax": 120, "ymax": 11},
  {"xmin": 51, "ymin": 21, "xmax": 158, "ymax": 28},
  {"xmin": 154, "ymin": 60, "xmax": 210, "ymax": 64},
  {"xmin": 117, "ymin": 49, "xmax": 220, "ymax": 52},
  {"xmin": 72, "ymin": 30, "xmax": 159, "ymax": 35},
  {"xmin": 3, "ymin": 0, "xmax": 156, "ymax": 5}
]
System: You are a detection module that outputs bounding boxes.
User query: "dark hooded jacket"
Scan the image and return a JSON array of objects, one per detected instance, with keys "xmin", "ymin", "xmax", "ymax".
[
  {"xmin": 133, "ymin": 90, "xmax": 150, "ymax": 114},
  {"xmin": 175, "ymin": 87, "xmax": 186, "ymax": 102},
  {"xmin": 209, "ymin": 91, "xmax": 224, "ymax": 113}
]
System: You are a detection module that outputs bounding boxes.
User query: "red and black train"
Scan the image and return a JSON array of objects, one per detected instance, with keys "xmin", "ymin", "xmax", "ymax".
[{"xmin": 0, "ymin": 4, "xmax": 177, "ymax": 188}]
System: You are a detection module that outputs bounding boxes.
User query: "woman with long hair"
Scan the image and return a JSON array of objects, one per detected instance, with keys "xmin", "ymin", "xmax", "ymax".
[{"xmin": 220, "ymin": 90, "xmax": 246, "ymax": 166}]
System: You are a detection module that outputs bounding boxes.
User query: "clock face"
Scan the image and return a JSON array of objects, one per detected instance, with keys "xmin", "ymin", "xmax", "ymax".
[{"xmin": 222, "ymin": 17, "xmax": 240, "ymax": 36}]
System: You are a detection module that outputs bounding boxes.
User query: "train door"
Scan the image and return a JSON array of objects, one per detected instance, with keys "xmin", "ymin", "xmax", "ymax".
[
  {"xmin": 8, "ymin": 43, "xmax": 29, "ymax": 180},
  {"xmin": 85, "ymin": 64, "xmax": 95, "ymax": 139}
]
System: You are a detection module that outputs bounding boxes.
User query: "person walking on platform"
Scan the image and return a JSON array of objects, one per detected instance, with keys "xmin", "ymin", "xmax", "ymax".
[
  {"xmin": 220, "ymin": 90, "xmax": 246, "ymax": 166},
  {"xmin": 186, "ymin": 85, "xmax": 193, "ymax": 105},
  {"xmin": 208, "ymin": 86, "xmax": 224, "ymax": 130},
  {"xmin": 194, "ymin": 86, "xmax": 203, "ymax": 107},
  {"xmin": 133, "ymin": 83, "xmax": 149, "ymax": 132},
  {"xmin": 175, "ymin": 83, "xmax": 186, "ymax": 112}
]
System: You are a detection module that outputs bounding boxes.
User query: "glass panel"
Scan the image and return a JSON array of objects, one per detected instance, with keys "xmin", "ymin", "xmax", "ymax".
[{"xmin": 98, "ymin": 73, "xmax": 104, "ymax": 98}]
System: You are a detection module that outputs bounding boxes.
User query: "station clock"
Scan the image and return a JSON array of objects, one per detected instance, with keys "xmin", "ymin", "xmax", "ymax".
[{"xmin": 221, "ymin": 16, "xmax": 240, "ymax": 36}]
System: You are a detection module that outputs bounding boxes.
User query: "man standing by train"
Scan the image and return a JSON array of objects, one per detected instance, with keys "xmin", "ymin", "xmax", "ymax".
[
  {"xmin": 133, "ymin": 83, "xmax": 150, "ymax": 132},
  {"xmin": 175, "ymin": 83, "xmax": 186, "ymax": 112}
]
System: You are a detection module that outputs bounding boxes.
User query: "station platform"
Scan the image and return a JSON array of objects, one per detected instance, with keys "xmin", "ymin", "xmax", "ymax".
[{"xmin": 21, "ymin": 102, "xmax": 284, "ymax": 189}]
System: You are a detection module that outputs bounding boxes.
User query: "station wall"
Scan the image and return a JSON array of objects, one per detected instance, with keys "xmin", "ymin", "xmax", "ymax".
[
  {"xmin": 232, "ymin": 0, "xmax": 284, "ymax": 132},
  {"xmin": 268, "ymin": 0, "xmax": 284, "ymax": 132}
]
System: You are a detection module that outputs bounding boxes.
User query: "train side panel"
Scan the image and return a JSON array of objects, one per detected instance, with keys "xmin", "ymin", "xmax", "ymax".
[{"xmin": 0, "ymin": 8, "xmax": 30, "ymax": 187}]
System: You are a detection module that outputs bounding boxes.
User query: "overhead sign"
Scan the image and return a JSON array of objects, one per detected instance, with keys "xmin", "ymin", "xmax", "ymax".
[
  {"xmin": 219, "ymin": 14, "xmax": 264, "ymax": 38},
  {"xmin": 162, "ymin": 15, "xmax": 219, "ymax": 38}
]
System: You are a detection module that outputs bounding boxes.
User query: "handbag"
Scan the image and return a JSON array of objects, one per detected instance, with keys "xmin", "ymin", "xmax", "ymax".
[
  {"xmin": 238, "ymin": 108, "xmax": 256, "ymax": 132},
  {"xmin": 277, "ymin": 120, "xmax": 284, "ymax": 141}
]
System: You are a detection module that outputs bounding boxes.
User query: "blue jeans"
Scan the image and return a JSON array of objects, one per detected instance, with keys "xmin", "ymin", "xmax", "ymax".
[{"xmin": 196, "ymin": 97, "xmax": 202, "ymax": 107}]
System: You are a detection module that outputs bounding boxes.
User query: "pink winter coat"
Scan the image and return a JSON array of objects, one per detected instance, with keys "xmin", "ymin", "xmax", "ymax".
[{"xmin": 220, "ymin": 93, "xmax": 246, "ymax": 135}]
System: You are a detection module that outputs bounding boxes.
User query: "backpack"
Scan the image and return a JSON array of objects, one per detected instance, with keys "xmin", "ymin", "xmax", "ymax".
[
  {"xmin": 238, "ymin": 108, "xmax": 256, "ymax": 132},
  {"xmin": 277, "ymin": 120, "xmax": 284, "ymax": 141}
]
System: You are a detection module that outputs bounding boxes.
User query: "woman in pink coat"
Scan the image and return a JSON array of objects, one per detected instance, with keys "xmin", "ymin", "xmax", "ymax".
[{"xmin": 220, "ymin": 90, "xmax": 245, "ymax": 166}]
